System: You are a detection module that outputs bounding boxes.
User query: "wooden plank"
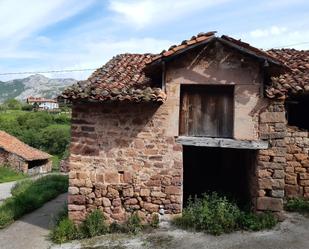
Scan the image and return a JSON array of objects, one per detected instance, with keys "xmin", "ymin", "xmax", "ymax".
[{"xmin": 176, "ymin": 136, "xmax": 269, "ymax": 150}]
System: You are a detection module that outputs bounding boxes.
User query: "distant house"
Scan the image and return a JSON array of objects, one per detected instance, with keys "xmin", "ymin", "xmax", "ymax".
[
  {"xmin": 27, "ymin": 97, "xmax": 59, "ymax": 110},
  {"xmin": 0, "ymin": 131, "xmax": 52, "ymax": 175}
]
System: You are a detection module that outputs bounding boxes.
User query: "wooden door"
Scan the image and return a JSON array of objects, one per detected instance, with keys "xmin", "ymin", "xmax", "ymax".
[{"xmin": 180, "ymin": 85, "xmax": 234, "ymax": 138}]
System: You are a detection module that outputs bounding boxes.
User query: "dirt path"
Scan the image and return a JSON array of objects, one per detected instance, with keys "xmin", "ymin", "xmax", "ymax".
[
  {"xmin": 52, "ymin": 212, "xmax": 309, "ymax": 249},
  {"xmin": 0, "ymin": 193, "xmax": 67, "ymax": 249}
]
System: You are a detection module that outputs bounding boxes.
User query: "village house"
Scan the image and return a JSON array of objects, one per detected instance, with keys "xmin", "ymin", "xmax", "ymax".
[
  {"xmin": 27, "ymin": 96, "xmax": 59, "ymax": 110},
  {"xmin": 0, "ymin": 131, "xmax": 52, "ymax": 175},
  {"xmin": 60, "ymin": 32, "xmax": 309, "ymax": 224}
]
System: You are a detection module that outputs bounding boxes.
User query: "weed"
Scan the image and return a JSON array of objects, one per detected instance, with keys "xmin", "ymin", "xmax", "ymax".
[
  {"xmin": 285, "ymin": 198, "xmax": 309, "ymax": 214},
  {"xmin": 126, "ymin": 213, "xmax": 143, "ymax": 234},
  {"xmin": 173, "ymin": 192, "xmax": 278, "ymax": 235},
  {"xmin": 50, "ymin": 218, "xmax": 80, "ymax": 244},
  {"xmin": 80, "ymin": 209, "xmax": 109, "ymax": 238},
  {"xmin": 0, "ymin": 166, "xmax": 27, "ymax": 183}
]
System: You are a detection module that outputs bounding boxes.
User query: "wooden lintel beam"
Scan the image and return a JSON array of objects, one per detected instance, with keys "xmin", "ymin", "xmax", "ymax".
[{"xmin": 176, "ymin": 136, "xmax": 268, "ymax": 150}]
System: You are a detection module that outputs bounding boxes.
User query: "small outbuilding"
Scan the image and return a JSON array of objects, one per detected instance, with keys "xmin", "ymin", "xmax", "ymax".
[
  {"xmin": 0, "ymin": 131, "xmax": 52, "ymax": 175},
  {"xmin": 60, "ymin": 32, "xmax": 309, "ymax": 224}
]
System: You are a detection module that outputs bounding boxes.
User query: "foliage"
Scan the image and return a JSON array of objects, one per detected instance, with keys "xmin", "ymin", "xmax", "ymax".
[
  {"xmin": 3, "ymin": 99, "xmax": 22, "ymax": 110},
  {"xmin": 150, "ymin": 213, "xmax": 160, "ymax": 228},
  {"xmin": 80, "ymin": 209, "xmax": 109, "ymax": 238},
  {"xmin": 21, "ymin": 104, "xmax": 33, "ymax": 111},
  {"xmin": 0, "ymin": 166, "xmax": 27, "ymax": 183},
  {"xmin": 126, "ymin": 213, "xmax": 143, "ymax": 234},
  {"xmin": 0, "ymin": 175, "xmax": 68, "ymax": 229},
  {"xmin": 10, "ymin": 179, "xmax": 32, "ymax": 196},
  {"xmin": 0, "ymin": 110, "xmax": 70, "ymax": 158},
  {"xmin": 237, "ymin": 212, "xmax": 278, "ymax": 231},
  {"xmin": 285, "ymin": 198, "xmax": 309, "ymax": 214},
  {"xmin": 40, "ymin": 125, "xmax": 70, "ymax": 158},
  {"xmin": 173, "ymin": 193, "xmax": 278, "ymax": 235},
  {"xmin": 52, "ymin": 156, "xmax": 61, "ymax": 171},
  {"xmin": 50, "ymin": 218, "xmax": 80, "ymax": 244}
]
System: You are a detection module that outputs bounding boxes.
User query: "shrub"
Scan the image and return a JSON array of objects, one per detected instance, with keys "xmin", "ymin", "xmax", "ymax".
[
  {"xmin": 10, "ymin": 179, "xmax": 33, "ymax": 196},
  {"xmin": 173, "ymin": 193, "xmax": 278, "ymax": 235},
  {"xmin": 150, "ymin": 213, "xmax": 160, "ymax": 228},
  {"xmin": 21, "ymin": 104, "xmax": 33, "ymax": 111},
  {"xmin": 50, "ymin": 218, "xmax": 80, "ymax": 244},
  {"xmin": 126, "ymin": 213, "xmax": 143, "ymax": 234},
  {"xmin": 238, "ymin": 212, "xmax": 277, "ymax": 231},
  {"xmin": 285, "ymin": 198, "xmax": 309, "ymax": 214},
  {"xmin": 0, "ymin": 175, "xmax": 68, "ymax": 229},
  {"xmin": 80, "ymin": 209, "xmax": 109, "ymax": 238}
]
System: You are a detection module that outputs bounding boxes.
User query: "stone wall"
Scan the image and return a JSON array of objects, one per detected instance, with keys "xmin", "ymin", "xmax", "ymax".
[
  {"xmin": 255, "ymin": 101, "xmax": 287, "ymax": 212},
  {"xmin": 285, "ymin": 126, "xmax": 309, "ymax": 198},
  {"xmin": 68, "ymin": 102, "xmax": 183, "ymax": 223}
]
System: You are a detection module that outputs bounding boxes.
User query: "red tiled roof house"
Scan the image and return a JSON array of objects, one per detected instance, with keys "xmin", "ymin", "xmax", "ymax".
[
  {"xmin": 0, "ymin": 131, "xmax": 52, "ymax": 175},
  {"xmin": 61, "ymin": 32, "xmax": 309, "ymax": 223}
]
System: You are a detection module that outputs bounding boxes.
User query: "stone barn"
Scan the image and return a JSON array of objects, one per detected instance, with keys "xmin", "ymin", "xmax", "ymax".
[
  {"xmin": 0, "ymin": 131, "xmax": 52, "ymax": 175},
  {"xmin": 61, "ymin": 32, "xmax": 309, "ymax": 223}
]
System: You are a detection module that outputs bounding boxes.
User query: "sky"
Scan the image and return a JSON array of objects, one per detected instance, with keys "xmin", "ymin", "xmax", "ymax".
[{"xmin": 0, "ymin": 0, "xmax": 309, "ymax": 81}]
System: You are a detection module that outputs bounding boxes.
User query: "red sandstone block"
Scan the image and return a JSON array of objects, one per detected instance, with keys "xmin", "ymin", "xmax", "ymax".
[
  {"xmin": 256, "ymin": 197, "xmax": 283, "ymax": 211},
  {"xmin": 165, "ymin": 186, "xmax": 181, "ymax": 195},
  {"xmin": 68, "ymin": 195, "xmax": 86, "ymax": 205},
  {"xmin": 105, "ymin": 172, "xmax": 120, "ymax": 183}
]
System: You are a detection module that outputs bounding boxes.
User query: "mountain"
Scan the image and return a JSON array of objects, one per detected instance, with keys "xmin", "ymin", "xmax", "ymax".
[{"xmin": 0, "ymin": 74, "xmax": 77, "ymax": 103}]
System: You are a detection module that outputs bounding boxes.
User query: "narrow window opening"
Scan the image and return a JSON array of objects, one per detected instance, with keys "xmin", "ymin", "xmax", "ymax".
[{"xmin": 286, "ymin": 95, "xmax": 309, "ymax": 130}]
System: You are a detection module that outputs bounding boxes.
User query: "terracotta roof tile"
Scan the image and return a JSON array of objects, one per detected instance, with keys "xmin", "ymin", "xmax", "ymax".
[
  {"xmin": 146, "ymin": 31, "xmax": 216, "ymax": 65},
  {"xmin": 0, "ymin": 131, "xmax": 51, "ymax": 161},
  {"xmin": 60, "ymin": 54, "xmax": 166, "ymax": 103},
  {"xmin": 266, "ymin": 49, "xmax": 309, "ymax": 98}
]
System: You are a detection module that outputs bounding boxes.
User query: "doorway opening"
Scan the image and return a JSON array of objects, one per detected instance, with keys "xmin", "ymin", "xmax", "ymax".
[{"xmin": 183, "ymin": 146, "xmax": 257, "ymax": 208}]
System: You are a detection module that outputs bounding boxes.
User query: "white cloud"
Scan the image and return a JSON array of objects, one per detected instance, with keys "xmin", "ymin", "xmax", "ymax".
[
  {"xmin": 0, "ymin": 0, "xmax": 94, "ymax": 42},
  {"xmin": 250, "ymin": 26, "xmax": 287, "ymax": 38},
  {"xmin": 108, "ymin": 0, "xmax": 230, "ymax": 29}
]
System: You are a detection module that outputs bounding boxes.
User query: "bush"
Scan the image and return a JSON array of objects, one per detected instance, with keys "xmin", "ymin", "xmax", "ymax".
[
  {"xmin": 150, "ymin": 213, "xmax": 160, "ymax": 228},
  {"xmin": 50, "ymin": 218, "xmax": 80, "ymax": 244},
  {"xmin": 173, "ymin": 193, "xmax": 278, "ymax": 235},
  {"xmin": 10, "ymin": 179, "xmax": 33, "ymax": 196},
  {"xmin": 3, "ymin": 99, "xmax": 22, "ymax": 110},
  {"xmin": 126, "ymin": 213, "xmax": 143, "ymax": 234},
  {"xmin": 285, "ymin": 198, "xmax": 309, "ymax": 214},
  {"xmin": 238, "ymin": 212, "xmax": 277, "ymax": 231},
  {"xmin": 0, "ymin": 175, "xmax": 68, "ymax": 229},
  {"xmin": 21, "ymin": 104, "xmax": 33, "ymax": 111},
  {"xmin": 80, "ymin": 209, "xmax": 109, "ymax": 238}
]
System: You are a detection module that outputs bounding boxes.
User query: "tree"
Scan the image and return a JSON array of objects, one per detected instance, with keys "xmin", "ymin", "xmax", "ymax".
[
  {"xmin": 3, "ymin": 99, "xmax": 22, "ymax": 110},
  {"xmin": 40, "ymin": 125, "xmax": 70, "ymax": 157}
]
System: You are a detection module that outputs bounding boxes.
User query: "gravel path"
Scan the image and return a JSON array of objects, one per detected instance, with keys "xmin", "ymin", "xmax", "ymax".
[
  {"xmin": 52, "ymin": 212, "xmax": 309, "ymax": 249},
  {"xmin": 0, "ymin": 193, "xmax": 67, "ymax": 249}
]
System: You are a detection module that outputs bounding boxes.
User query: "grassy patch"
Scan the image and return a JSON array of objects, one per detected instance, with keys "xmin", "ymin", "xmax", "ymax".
[
  {"xmin": 0, "ymin": 166, "xmax": 27, "ymax": 183},
  {"xmin": 173, "ymin": 193, "xmax": 278, "ymax": 235},
  {"xmin": 51, "ymin": 210, "xmax": 149, "ymax": 244},
  {"xmin": 0, "ymin": 174, "xmax": 68, "ymax": 229},
  {"xmin": 52, "ymin": 156, "xmax": 60, "ymax": 172},
  {"xmin": 285, "ymin": 198, "xmax": 309, "ymax": 214}
]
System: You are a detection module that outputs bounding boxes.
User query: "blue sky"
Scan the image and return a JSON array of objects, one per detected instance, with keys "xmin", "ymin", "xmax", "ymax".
[{"xmin": 0, "ymin": 0, "xmax": 308, "ymax": 81}]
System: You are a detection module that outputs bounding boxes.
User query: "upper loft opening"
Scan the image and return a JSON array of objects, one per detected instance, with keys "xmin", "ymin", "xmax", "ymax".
[
  {"xmin": 179, "ymin": 84, "xmax": 234, "ymax": 138},
  {"xmin": 286, "ymin": 94, "xmax": 309, "ymax": 130}
]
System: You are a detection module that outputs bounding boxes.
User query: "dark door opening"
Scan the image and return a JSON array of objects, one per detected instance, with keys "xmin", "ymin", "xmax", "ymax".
[
  {"xmin": 286, "ymin": 95, "xmax": 309, "ymax": 130},
  {"xmin": 183, "ymin": 146, "xmax": 256, "ymax": 208}
]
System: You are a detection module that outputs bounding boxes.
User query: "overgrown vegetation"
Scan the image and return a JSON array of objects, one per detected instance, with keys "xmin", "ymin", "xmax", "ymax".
[
  {"xmin": 0, "ymin": 102, "xmax": 70, "ymax": 160},
  {"xmin": 0, "ymin": 166, "xmax": 27, "ymax": 183},
  {"xmin": 285, "ymin": 198, "xmax": 309, "ymax": 214},
  {"xmin": 50, "ymin": 210, "xmax": 149, "ymax": 244},
  {"xmin": 0, "ymin": 175, "xmax": 68, "ymax": 229},
  {"xmin": 173, "ymin": 193, "xmax": 278, "ymax": 235}
]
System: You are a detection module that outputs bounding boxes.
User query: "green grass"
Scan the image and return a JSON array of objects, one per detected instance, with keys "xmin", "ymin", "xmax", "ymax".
[
  {"xmin": 285, "ymin": 198, "xmax": 309, "ymax": 214},
  {"xmin": 0, "ymin": 174, "xmax": 68, "ymax": 229},
  {"xmin": 52, "ymin": 156, "xmax": 60, "ymax": 172},
  {"xmin": 173, "ymin": 193, "xmax": 278, "ymax": 235},
  {"xmin": 0, "ymin": 166, "xmax": 27, "ymax": 183}
]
